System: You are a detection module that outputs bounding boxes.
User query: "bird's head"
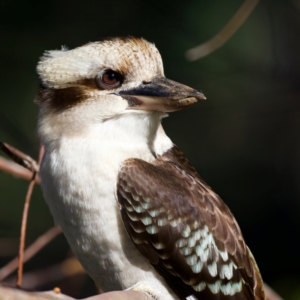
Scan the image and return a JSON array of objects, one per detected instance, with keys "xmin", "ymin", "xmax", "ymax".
[{"xmin": 36, "ymin": 37, "xmax": 205, "ymax": 140}]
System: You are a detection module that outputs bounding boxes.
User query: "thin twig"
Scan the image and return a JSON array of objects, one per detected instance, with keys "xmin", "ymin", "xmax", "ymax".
[
  {"xmin": 16, "ymin": 145, "xmax": 44, "ymax": 288},
  {"xmin": 0, "ymin": 156, "xmax": 40, "ymax": 184},
  {"xmin": 185, "ymin": 0, "xmax": 260, "ymax": 61},
  {"xmin": 0, "ymin": 142, "xmax": 39, "ymax": 173},
  {"xmin": 17, "ymin": 176, "xmax": 37, "ymax": 287},
  {"xmin": 0, "ymin": 226, "xmax": 62, "ymax": 282}
]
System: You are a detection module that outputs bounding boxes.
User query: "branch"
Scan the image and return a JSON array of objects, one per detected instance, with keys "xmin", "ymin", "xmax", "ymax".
[
  {"xmin": 185, "ymin": 0, "xmax": 260, "ymax": 61},
  {"xmin": 0, "ymin": 285, "xmax": 151, "ymax": 300},
  {"xmin": 0, "ymin": 156, "xmax": 40, "ymax": 183},
  {"xmin": 0, "ymin": 142, "xmax": 39, "ymax": 173},
  {"xmin": 0, "ymin": 141, "xmax": 41, "ymax": 183},
  {"xmin": 0, "ymin": 283, "xmax": 283, "ymax": 300},
  {"xmin": 17, "ymin": 176, "xmax": 37, "ymax": 287},
  {"xmin": 17, "ymin": 145, "xmax": 44, "ymax": 287}
]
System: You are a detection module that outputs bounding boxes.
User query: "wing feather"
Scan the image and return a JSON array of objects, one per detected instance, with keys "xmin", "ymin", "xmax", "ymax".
[{"xmin": 117, "ymin": 146, "xmax": 265, "ymax": 300}]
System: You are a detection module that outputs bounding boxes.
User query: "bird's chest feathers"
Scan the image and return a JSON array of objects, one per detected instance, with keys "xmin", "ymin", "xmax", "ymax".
[{"xmin": 40, "ymin": 112, "xmax": 162, "ymax": 270}]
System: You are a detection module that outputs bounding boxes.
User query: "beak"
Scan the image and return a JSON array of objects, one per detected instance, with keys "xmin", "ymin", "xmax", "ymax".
[{"xmin": 115, "ymin": 76, "xmax": 206, "ymax": 112}]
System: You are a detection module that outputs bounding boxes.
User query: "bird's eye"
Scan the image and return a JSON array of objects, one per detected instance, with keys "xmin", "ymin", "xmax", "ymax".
[{"xmin": 95, "ymin": 70, "xmax": 123, "ymax": 90}]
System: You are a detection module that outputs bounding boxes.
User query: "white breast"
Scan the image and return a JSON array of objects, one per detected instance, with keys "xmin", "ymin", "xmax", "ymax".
[{"xmin": 39, "ymin": 111, "xmax": 177, "ymax": 299}]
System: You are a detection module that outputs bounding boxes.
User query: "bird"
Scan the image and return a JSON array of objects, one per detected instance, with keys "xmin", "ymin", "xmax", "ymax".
[{"xmin": 36, "ymin": 37, "xmax": 266, "ymax": 300}]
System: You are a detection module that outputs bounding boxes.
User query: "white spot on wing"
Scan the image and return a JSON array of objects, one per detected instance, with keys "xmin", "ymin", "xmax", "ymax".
[
  {"xmin": 208, "ymin": 280, "xmax": 221, "ymax": 294},
  {"xmin": 186, "ymin": 254, "xmax": 198, "ymax": 266},
  {"xmin": 180, "ymin": 246, "xmax": 192, "ymax": 256},
  {"xmin": 151, "ymin": 241, "xmax": 165, "ymax": 249},
  {"xmin": 208, "ymin": 261, "xmax": 218, "ymax": 277},
  {"xmin": 167, "ymin": 213, "xmax": 174, "ymax": 221},
  {"xmin": 157, "ymin": 217, "xmax": 167, "ymax": 226},
  {"xmin": 141, "ymin": 216, "xmax": 152, "ymax": 226},
  {"xmin": 131, "ymin": 235, "xmax": 144, "ymax": 245},
  {"xmin": 191, "ymin": 261, "xmax": 203, "ymax": 273},
  {"xmin": 201, "ymin": 232, "xmax": 213, "ymax": 249},
  {"xmin": 144, "ymin": 197, "xmax": 152, "ymax": 202},
  {"xmin": 188, "ymin": 236, "xmax": 196, "ymax": 247},
  {"xmin": 220, "ymin": 262, "xmax": 233, "ymax": 280},
  {"xmin": 220, "ymin": 281, "xmax": 242, "ymax": 295},
  {"xmin": 146, "ymin": 225, "xmax": 158, "ymax": 234},
  {"xmin": 124, "ymin": 202, "xmax": 134, "ymax": 212},
  {"xmin": 181, "ymin": 225, "xmax": 191, "ymax": 238},
  {"xmin": 170, "ymin": 219, "xmax": 181, "ymax": 227},
  {"xmin": 192, "ymin": 282, "xmax": 206, "ymax": 292},
  {"xmin": 148, "ymin": 209, "xmax": 160, "ymax": 217},
  {"xmin": 200, "ymin": 225, "xmax": 209, "ymax": 238},
  {"xmin": 132, "ymin": 194, "xmax": 140, "ymax": 202},
  {"xmin": 219, "ymin": 250, "xmax": 229, "ymax": 261},
  {"xmin": 195, "ymin": 245, "xmax": 209, "ymax": 262},
  {"xmin": 127, "ymin": 211, "xmax": 139, "ymax": 221},
  {"xmin": 176, "ymin": 238, "xmax": 187, "ymax": 248},
  {"xmin": 132, "ymin": 203, "xmax": 145, "ymax": 213},
  {"xmin": 141, "ymin": 201, "xmax": 152, "ymax": 209},
  {"xmin": 124, "ymin": 186, "xmax": 131, "ymax": 193},
  {"xmin": 186, "ymin": 296, "xmax": 197, "ymax": 300},
  {"xmin": 191, "ymin": 220, "xmax": 199, "ymax": 230},
  {"xmin": 192, "ymin": 230, "xmax": 201, "ymax": 241}
]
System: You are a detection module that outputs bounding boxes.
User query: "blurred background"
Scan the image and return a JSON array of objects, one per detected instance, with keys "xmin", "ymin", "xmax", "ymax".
[{"xmin": 0, "ymin": 0, "xmax": 299, "ymax": 298}]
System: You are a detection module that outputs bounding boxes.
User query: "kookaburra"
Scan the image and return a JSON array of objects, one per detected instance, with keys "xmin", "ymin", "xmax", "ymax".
[{"xmin": 36, "ymin": 37, "xmax": 265, "ymax": 300}]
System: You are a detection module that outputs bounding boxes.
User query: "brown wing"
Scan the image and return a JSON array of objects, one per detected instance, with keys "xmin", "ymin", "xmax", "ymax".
[{"xmin": 117, "ymin": 147, "xmax": 265, "ymax": 300}]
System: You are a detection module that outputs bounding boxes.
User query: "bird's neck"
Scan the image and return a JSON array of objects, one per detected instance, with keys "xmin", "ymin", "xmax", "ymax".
[
  {"xmin": 39, "ymin": 109, "xmax": 166, "ymax": 154},
  {"xmin": 98, "ymin": 110, "xmax": 164, "ymax": 154}
]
